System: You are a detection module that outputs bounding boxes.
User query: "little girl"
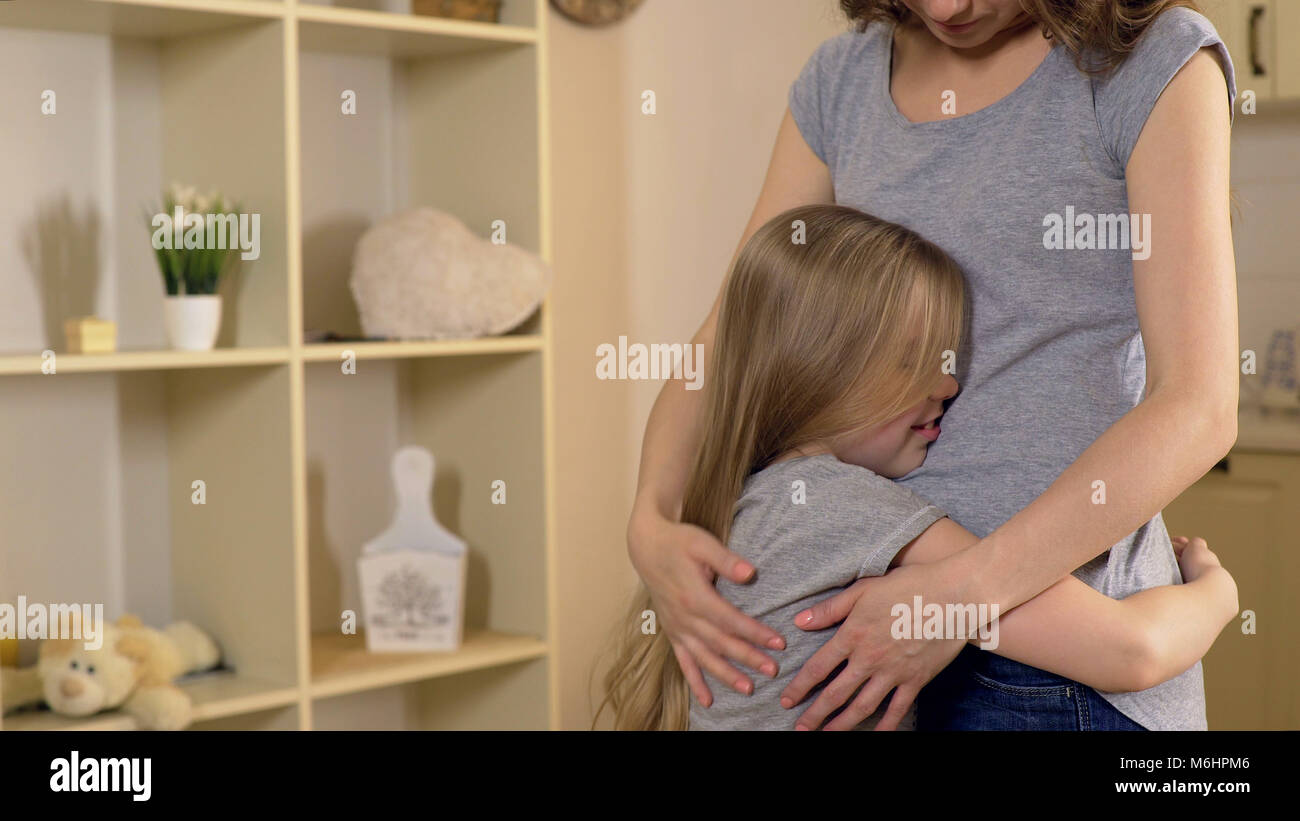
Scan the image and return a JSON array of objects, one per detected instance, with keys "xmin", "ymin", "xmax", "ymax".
[{"xmin": 599, "ymin": 203, "xmax": 1238, "ymax": 731}]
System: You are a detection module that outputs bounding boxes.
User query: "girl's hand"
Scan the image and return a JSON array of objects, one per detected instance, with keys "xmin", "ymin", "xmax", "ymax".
[
  {"xmin": 1171, "ymin": 535, "xmax": 1221, "ymax": 583},
  {"xmin": 627, "ymin": 508, "xmax": 786, "ymax": 707},
  {"xmin": 780, "ymin": 563, "xmax": 967, "ymax": 731}
]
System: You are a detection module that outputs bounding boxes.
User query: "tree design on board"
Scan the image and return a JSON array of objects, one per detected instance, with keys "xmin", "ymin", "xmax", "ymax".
[{"xmin": 374, "ymin": 564, "xmax": 449, "ymax": 628}]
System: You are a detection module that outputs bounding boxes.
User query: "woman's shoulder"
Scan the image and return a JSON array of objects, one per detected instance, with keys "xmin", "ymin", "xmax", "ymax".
[
  {"xmin": 1140, "ymin": 5, "xmax": 1220, "ymax": 42},
  {"xmin": 789, "ymin": 24, "xmax": 889, "ymax": 166},
  {"xmin": 1096, "ymin": 6, "xmax": 1227, "ymax": 80},
  {"xmin": 801, "ymin": 21, "xmax": 888, "ymax": 70},
  {"xmin": 1090, "ymin": 5, "xmax": 1235, "ymax": 170}
]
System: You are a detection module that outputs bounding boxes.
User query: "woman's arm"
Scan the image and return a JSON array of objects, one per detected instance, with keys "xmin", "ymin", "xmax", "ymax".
[
  {"xmin": 780, "ymin": 48, "xmax": 1238, "ymax": 730},
  {"xmin": 890, "ymin": 517, "xmax": 1239, "ymax": 694},
  {"xmin": 626, "ymin": 108, "xmax": 841, "ymax": 706},
  {"xmin": 966, "ymin": 46, "xmax": 1240, "ymax": 632}
]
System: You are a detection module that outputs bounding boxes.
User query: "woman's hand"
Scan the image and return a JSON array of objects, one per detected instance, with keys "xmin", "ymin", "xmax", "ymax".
[
  {"xmin": 780, "ymin": 563, "xmax": 967, "ymax": 730},
  {"xmin": 627, "ymin": 507, "xmax": 787, "ymax": 707}
]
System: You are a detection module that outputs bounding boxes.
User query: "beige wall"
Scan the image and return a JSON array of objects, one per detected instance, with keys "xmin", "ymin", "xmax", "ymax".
[{"xmin": 548, "ymin": 0, "xmax": 847, "ymax": 729}]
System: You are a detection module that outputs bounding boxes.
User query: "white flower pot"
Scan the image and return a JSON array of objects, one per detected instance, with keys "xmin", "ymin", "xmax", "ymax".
[{"xmin": 163, "ymin": 295, "xmax": 222, "ymax": 351}]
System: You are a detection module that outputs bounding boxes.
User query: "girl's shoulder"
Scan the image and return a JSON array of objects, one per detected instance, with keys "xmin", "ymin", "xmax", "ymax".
[
  {"xmin": 741, "ymin": 452, "xmax": 937, "ymax": 517},
  {"xmin": 735, "ymin": 453, "xmax": 947, "ymax": 580}
]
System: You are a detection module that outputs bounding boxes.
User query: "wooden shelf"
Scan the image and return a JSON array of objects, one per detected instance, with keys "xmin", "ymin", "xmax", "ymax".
[
  {"xmin": 0, "ymin": 339, "xmax": 540, "ymax": 375},
  {"xmin": 310, "ymin": 630, "xmax": 547, "ymax": 699},
  {"xmin": 0, "ymin": 347, "xmax": 290, "ymax": 376},
  {"xmin": 2, "ymin": 670, "xmax": 298, "ymax": 731},
  {"xmin": 301, "ymin": 335, "xmax": 542, "ymax": 362},
  {"xmin": 0, "ymin": 0, "xmax": 556, "ymax": 730},
  {"xmin": 0, "ymin": 0, "xmax": 282, "ymax": 39},
  {"xmin": 297, "ymin": 4, "xmax": 535, "ymax": 58},
  {"xmin": 0, "ymin": 0, "xmax": 534, "ymax": 55},
  {"xmin": 1, "ymin": 628, "xmax": 550, "ymax": 728}
]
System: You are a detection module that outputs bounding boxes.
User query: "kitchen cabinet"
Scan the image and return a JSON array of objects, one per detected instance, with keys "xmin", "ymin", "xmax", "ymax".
[
  {"xmin": 1277, "ymin": 0, "xmax": 1300, "ymax": 99},
  {"xmin": 1201, "ymin": 0, "xmax": 1300, "ymax": 103},
  {"xmin": 1162, "ymin": 450, "xmax": 1300, "ymax": 729}
]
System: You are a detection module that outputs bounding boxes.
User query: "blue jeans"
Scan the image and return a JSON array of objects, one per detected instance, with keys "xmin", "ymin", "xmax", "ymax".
[{"xmin": 917, "ymin": 645, "xmax": 1148, "ymax": 731}]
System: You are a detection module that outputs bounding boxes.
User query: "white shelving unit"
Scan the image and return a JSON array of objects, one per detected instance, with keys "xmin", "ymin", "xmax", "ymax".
[{"xmin": 0, "ymin": 0, "xmax": 557, "ymax": 731}]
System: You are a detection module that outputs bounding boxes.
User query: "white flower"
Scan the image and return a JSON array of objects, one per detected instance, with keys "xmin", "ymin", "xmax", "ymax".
[{"xmin": 169, "ymin": 182, "xmax": 197, "ymax": 210}]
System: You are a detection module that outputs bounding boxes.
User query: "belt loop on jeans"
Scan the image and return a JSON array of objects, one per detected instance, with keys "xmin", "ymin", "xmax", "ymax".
[{"xmin": 1073, "ymin": 685, "xmax": 1090, "ymax": 730}]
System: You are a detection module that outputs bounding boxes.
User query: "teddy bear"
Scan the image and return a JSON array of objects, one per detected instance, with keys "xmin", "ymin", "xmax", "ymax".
[{"xmin": 0, "ymin": 615, "xmax": 220, "ymax": 730}]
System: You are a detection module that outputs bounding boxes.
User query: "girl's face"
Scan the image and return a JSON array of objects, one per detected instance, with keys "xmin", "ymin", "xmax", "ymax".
[
  {"xmin": 900, "ymin": 0, "xmax": 1033, "ymax": 47},
  {"xmin": 829, "ymin": 371, "xmax": 960, "ymax": 479}
]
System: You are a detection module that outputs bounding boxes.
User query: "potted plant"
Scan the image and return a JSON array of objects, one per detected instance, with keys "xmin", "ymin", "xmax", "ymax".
[{"xmin": 147, "ymin": 183, "xmax": 242, "ymax": 351}]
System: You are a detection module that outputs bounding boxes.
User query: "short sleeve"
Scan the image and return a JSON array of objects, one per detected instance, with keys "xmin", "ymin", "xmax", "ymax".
[
  {"xmin": 725, "ymin": 455, "xmax": 945, "ymax": 602},
  {"xmin": 1093, "ymin": 7, "xmax": 1236, "ymax": 172},
  {"xmin": 847, "ymin": 471, "xmax": 946, "ymax": 579},
  {"xmin": 788, "ymin": 32, "xmax": 854, "ymax": 168}
]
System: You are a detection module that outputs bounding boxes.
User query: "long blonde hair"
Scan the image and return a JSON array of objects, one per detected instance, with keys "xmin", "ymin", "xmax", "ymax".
[{"xmin": 596, "ymin": 204, "xmax": 968, "ymax": 730}]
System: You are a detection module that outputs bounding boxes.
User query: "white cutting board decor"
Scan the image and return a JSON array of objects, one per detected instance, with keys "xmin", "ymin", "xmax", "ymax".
[{"xmin": 357, "ymin": 446, "xmax": 468, "ymax": 652}]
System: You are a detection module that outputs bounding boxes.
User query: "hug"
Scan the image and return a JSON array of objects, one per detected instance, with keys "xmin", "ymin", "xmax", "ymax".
[{"xmin": 604, "ymin": 0, "xmax": 1240, "ymax": 732}]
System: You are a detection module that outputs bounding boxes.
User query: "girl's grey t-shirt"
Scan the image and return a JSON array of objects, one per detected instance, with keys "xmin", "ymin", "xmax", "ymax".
[
  {"xmin": 689, "ymin": 453, "xmax": 946, "ymax": 731},
  {"xmin": 787, "ymin": 8, "xmax": 1235, "ymax": 730}
]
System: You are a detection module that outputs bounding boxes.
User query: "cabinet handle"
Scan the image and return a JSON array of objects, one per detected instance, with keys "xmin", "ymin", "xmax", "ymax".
[
  {"xmin": 1211, "ymin": 456, "xmax": 1230, "ymax": 473},
  {"xmin": 1249, "ymin": 5, "xmax": 1267, "ymax": 77}
]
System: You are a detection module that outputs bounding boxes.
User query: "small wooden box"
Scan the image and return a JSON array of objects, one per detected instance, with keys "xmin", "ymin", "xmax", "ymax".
[
  {"xmin": 64, "ymin": 317, "xmax": 117, "ymax": 354},
  {"xmin": 0, "ymin": 638, "xmax": 17, "ymax": 668},
  {"xmin": 412, "ymin": 0, "xmax": 501, "ymax": 23}
]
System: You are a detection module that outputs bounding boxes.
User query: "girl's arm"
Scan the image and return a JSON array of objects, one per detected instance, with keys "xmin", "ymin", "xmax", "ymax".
[
  {"xmin": 626, "ymin": 108, "xmax": 840, "ymax": 706},
  {"xmin": 781, "ymin": 49, "xmax": 1238, "ymax": 731},
  {"xmin": 889, "ymin": 517, "xmax": 1239, "ymax": 693}
]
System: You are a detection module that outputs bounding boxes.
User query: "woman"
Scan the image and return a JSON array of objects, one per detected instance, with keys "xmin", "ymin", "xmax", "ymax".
[{"xmin": 625, "ymin": 0, "xmax": 1238, "ymax": 731}]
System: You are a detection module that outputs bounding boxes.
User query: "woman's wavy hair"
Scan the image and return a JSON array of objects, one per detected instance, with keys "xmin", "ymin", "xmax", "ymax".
[{"xmin": 841, "ymin": 0, "xmax": 1203, "ymax": 74}]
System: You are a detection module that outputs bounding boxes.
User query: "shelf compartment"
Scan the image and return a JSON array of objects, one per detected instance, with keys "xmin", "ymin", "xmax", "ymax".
[
  {"xmin": 300, "ymin": 335, "xmax": 541, "ymax": 362},
  {"xmin": 0, "ymin": 14, "xmax": 289, "ymax": 354},
  {"xmin": 1, "ymin": 670, "xmax": 299, "ymax": 731},
  {"xmin": 0, "ymin": 0, "xmax": 284, "ymax": 39},
  {"xmin": 311, "ymin": 653, "xmax": 547, "ymax": 729},
  {"xmin": 310, "ymin": 630, "xmax": 545, "ymax": 698},
  {"xmin": 304, "ymin": 354, "xmax": 545, "ymax": 641},
  {"xmin": 298, "ymin": 30, "xmax": 539, "ymax": 341},
  {"xmin": 192, "ymin": 703, "xmax": 299, "ymax": 730},
  {"xmin": 0, "ymin": 365, "xmax": 298, "ymax": 724},
  {"xmin": 298, "ymin": 3, "xmax": 535, "ymax": 58},
  {"xmin": 0, "ymin": 347, "xmax": 290, "ymax": 376}
]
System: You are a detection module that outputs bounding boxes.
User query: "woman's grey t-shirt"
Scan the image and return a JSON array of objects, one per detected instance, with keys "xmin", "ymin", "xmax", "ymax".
[
  {"xmin": 786, "ymin": 9, "xmax": 1234, "ymax": 730},
  {"xmin": 689, "ymin": 454, "xmax": 946, "ymax": 731}
]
